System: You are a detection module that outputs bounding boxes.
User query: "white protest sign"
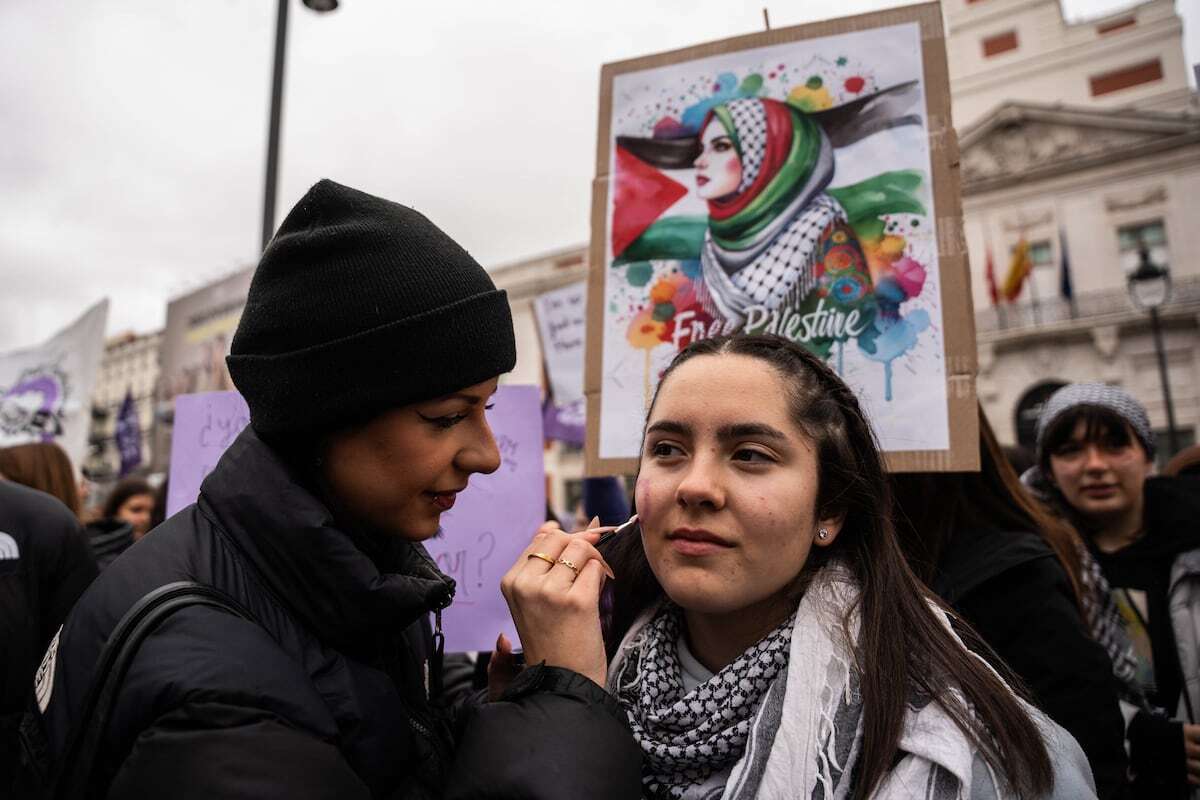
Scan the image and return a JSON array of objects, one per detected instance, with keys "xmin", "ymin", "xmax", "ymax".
[
  {"xmin": 533, "ymin": 281, "xmax": 587, "ymax": 406},
  {"xmin": 0, "ymin": 300, "xmax": 109, "ymax": 470}
]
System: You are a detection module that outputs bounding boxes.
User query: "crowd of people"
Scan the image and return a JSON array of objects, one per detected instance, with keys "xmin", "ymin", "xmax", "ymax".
[{"xmin": 2, "ymin": 179, "xmax": 1198, "ymax": 798}]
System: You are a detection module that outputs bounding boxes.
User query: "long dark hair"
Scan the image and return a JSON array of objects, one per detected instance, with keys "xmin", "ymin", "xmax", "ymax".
[
  {"xmin": 602, "ymin": 335, "xmax": 1053, "ymax": 799},
  {"xmin": 892, "ymin": 406, "xmax": 1085, "ymax": 611}
]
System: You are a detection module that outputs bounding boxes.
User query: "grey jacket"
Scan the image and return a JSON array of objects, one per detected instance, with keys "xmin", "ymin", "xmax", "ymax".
[{"xmin": 1168, "ymin": 547, "xmax": 1200, "ymax": 726}]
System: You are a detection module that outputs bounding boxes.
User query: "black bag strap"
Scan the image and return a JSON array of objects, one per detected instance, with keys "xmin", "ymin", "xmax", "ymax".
[{"xmin": 53, "ymin": 581, "xmax": 255, "ymax": 800}]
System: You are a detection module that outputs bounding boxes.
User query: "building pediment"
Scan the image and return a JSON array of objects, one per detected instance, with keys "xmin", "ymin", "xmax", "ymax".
[{"xmin": 959, "ymin": 102, "xmax": 1200, "ymax": 192}]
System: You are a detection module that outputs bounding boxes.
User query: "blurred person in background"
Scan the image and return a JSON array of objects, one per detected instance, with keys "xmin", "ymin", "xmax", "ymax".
[
  {"xmin": 0, "ymin": 478, "xmax": 97, "ymax": 794},
  {"xmin": 892, "ymin": 406, "xmax": 1128, "ymax": 798},
  {"xmin": 104, "ymin": 478, "xmax": 154, "ymax": 539},
  {"xmin": 1001, "ymin": 443, "xmax": 1035, "ymax": 477},
  {"xmin": 572, "ymin": 476, "xmax": 632, "ymax": 531},
  {"xmin": 0, "ymin": 442, "xmax": 83, "ymax": 518},
  {"xmin": 84, "ymin": 477, "xmax": 154, "ymax": 570},
  {"xmin": 583, "ymin": 476, "xmax": 631, "ymax": 528},
  {"xmin": 1026, "ymin": 383, "xmax": 1200, "ymax": 797}
]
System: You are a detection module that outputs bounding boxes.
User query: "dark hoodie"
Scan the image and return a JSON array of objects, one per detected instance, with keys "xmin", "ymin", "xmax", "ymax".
[{"xmin": 0, "ymin": 481, "xmax": 96, "ymax": 794}]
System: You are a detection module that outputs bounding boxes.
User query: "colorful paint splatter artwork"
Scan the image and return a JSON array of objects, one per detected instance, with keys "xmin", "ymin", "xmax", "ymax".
[{"xmin": 597, "ymin": 22, "xmax": 950, "ymax": 461}]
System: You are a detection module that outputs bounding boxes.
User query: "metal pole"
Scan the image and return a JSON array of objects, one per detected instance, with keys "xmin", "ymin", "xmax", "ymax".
[
  {"xmin": 1148, "ymin": 307, "xmax": 1180, "ymax": 455},
  {"xmin": 262, "ymin": 0, "xmax": 289, "ymax": 252}
]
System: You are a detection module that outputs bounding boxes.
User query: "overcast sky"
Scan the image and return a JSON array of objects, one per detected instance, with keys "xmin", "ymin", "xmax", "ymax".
[{"xmin": 2, "ymin": 0, "xmax": 1196, "ymax": 351}]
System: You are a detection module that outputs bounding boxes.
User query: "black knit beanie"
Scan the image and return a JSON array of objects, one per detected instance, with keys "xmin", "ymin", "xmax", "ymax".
[{"xmin": 227, "ymin": 179, "xmax": 515, "ymax": 439}]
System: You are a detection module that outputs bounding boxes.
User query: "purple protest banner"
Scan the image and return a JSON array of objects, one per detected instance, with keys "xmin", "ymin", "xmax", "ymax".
[
  {"xmin": 164, "ymin": 386, "xmax": 543, "ymax": 652},
  {"xmin": 428, "ymin": 384, "xmax": 545, "ymax": 652},
  {"xmin": 166, "ymin": 391, "xmax": 250, "ymax": 517},
  {"xmin": 542, "ymin": 396, "xmax": 585, "ymax": 446},
  {"xmin": 115, "ymin": 389, "xmax": 143, "ymax": 477}
]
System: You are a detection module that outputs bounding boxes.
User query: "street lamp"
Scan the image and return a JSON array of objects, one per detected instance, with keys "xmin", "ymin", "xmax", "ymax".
[
  {"xmin": 262, "ymin": 0, "xmax": 339, "ymax": 252},
  {"xmin": 1127, "ymin": 240, "xmax": 1179, "ymax": 456}
]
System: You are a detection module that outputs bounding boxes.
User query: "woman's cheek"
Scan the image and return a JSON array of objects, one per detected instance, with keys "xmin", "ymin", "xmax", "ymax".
[
  {"xmin": 724, "ymin": 156, "xmax": 743, "ymax": 185},
  {"xmin": 634, "ymin": 473, "xmax": 667, "ymax": 528},
  {"xmin": 634, "ymin": 475, "xmax": 652, "ymax": 518}
]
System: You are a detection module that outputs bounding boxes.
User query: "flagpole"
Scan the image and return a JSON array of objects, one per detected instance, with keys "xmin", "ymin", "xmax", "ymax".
[
  {"xmin": 1013, "ymin": 213, "xmax": 1039, "ymax": 326},
  {"xmin": 985, "ymin": 231, "xmax": 1006, "ymax": 329},
  {"xmin": 1059, "ymin": 226, "xmax": 1076, "ymax": 319},
  {"xmin": 1028, "ymin": 255, "xmax": 1042, "ymax": 326}
]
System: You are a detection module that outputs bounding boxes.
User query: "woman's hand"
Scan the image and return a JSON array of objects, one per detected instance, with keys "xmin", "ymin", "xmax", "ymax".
[
  {"xmin": 486, "ymin": 633, "xmax": 519, "ymax": 702},
  {"xmin": 1185, "ymin": 724, "xmax": 1200, "ymax": 786},
  {"xmin": 497, "ymin": 520, "xmax": 615, "ymax": 689}
]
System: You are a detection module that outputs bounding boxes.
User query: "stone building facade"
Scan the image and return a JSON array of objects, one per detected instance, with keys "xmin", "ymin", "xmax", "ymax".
[
  {"xmin": 945, "ymin": 0, "xmax": 1193, "ymax": 128},
  {"xmin": 962, "ymin": 102, "xmax": 1200, "ymax": 453},
  {"xmin": 949, "ymin": 0, "xmax": 1200, "ymax": 457},
  {"xmin": 86, "ymin": 329, "xmax": 162, "ymax": 480}
]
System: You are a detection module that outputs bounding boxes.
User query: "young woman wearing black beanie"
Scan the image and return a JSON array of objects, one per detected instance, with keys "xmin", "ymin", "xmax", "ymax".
[{"xmin": 29, "ymin": 180, "xmax": 640, "ymax": 799}]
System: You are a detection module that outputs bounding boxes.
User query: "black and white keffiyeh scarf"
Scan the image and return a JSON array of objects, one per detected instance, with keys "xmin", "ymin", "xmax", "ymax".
[
  {"xmin": 605, "ymin": 565, "xmax": 1095, "ymax": 799},
  {"xmin": 612, "ymin": 606, "xmax": 794, "ymax": 799},
  {"xmin": 697, "ymin": 96, "xmax": 842, "ymax": 329},
  {"xmin": 700, "ymin": 194, "xmax": 844, "ymax": 327}
]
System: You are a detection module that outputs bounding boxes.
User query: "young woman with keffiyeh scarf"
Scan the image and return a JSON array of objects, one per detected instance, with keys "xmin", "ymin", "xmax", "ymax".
[{"xmin": 495, "ymin": 335, "xmax": 1096, "ymax": 800}]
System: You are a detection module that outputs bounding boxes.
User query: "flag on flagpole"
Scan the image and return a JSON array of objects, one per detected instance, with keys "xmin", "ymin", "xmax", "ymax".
[
  {"xmin": 1002, "ymin": 239, "xmax": 1032, "ymax": 302},
  {"xmin": 984, "ymin": 241, "xmax": 999, "ymax": 306},
  {"xmin": 115, "ymin": 388, "xmax": 142, "ymax": 477},
  {"xmin": 1059, "ymin": 228, "xmax": 1075, "ymax": 311}
]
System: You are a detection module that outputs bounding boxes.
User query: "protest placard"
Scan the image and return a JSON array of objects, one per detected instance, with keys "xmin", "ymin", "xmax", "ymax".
[
  {"xmin": 165, "ymin": 385, "xmax": 544, "ymax": 652},
  {"xmin": 0, "ymin": 300, "xmax": 109, "ymax": 470},
  {"xmin": 427, "ymin": 384, "xmax": 545, "ymax": 651},
  {"xmin": 166, "ymin": 391, "xmax": 250, "ymax": 516},
  {"xmin": 585, "ymin": 3, "xmax": 977, "ymax": 474},
  {"xmin": 533, "ymin": 281, "xmax": 587, "ymax": 445}
]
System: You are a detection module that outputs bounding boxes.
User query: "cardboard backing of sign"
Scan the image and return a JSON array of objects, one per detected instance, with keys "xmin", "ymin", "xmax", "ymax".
[{"xmin": 584, "ymin": 2, "xmax": 978, "ymax": 476}]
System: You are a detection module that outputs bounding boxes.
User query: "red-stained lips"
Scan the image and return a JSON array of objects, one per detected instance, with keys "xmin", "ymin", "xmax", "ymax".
[{"xmin": 427, "ymin": 488, "xmax": 464, "ymax": 511}]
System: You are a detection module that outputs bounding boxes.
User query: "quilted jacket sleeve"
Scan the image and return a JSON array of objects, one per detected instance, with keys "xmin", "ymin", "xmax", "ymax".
[{"xmin": 445, "ymin": 664, "xmax": 643, "ymax": 800}]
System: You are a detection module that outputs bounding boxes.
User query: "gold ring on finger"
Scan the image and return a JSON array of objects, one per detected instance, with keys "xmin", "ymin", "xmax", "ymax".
[
  {"xmin": 556, "ymin": 558, "xmax": 580, "ymax": 577},
  {"xmin": 527, "ymin": 552, "xmax": 557, "ymax": 567}
]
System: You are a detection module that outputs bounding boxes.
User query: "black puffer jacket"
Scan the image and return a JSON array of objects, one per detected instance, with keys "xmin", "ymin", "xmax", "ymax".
[
  {"xmin": 82, "ymin": 518, "xmax": 134, "ymax": 570},
  {"xmin": 38, "ymin": 428, "xmax": 641, "ymax": 799},
  {"xmin": 0, "ymin": 481, "xmax": 96, "ymax": 794}
]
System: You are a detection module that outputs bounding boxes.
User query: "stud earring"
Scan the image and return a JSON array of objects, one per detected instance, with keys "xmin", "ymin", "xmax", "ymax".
[{"xmin": 817, "ymin": 528, "xmax": 829, "ymax": 540}]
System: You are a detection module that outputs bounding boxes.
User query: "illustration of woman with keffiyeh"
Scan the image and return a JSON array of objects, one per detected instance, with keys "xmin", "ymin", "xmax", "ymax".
[
  {"xmin": 693, "ymin": 97, "xmax": 873, "ymax": 328},
  {"xmin": 615, "ymin": 81, "xmax": 933, "ymax": 394}
]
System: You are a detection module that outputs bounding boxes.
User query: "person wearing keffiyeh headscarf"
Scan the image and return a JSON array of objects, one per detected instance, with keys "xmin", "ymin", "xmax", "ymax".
[
  {"xmin": 615, "ymin": 84, "xmax": 928, "ymax": 352},
  {"xmin": 693, "ymin": 97, "xmax": 866, "ymax": 328}
]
